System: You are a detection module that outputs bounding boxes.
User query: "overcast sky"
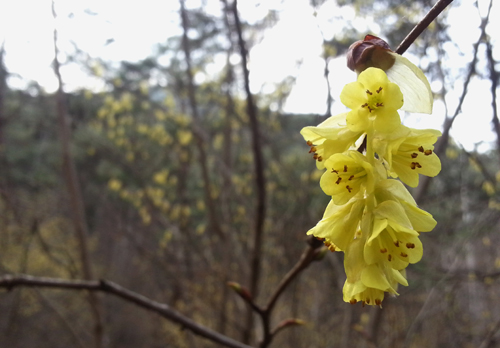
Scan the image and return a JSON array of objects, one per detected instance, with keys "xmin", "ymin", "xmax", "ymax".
[{"xmin": 0, "ymin": 0, "xmax": 499, "ymax": 152}]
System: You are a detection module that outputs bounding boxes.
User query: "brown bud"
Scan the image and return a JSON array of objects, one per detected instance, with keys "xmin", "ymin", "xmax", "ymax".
[
  {"xmin": 227, "ymin": 281, "xmax": 252, "ymax": 301},
  {"xmin": 347, "ymin": 35, "xmax": 395, "ymax": 74}
]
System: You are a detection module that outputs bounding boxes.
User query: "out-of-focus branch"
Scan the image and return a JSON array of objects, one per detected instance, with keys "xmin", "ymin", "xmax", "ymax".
[
  {"xmin": 259, "ymin": 238, "xmax": 324, "ymax": 348},
  {"xmin": 479, "ymin": 318, "xmax": 500, "ymax": 348},
  {"xmin": 229, "ymin": 0, "xmax": 267, "ymax": 344},
  {"xmin": 51, "ymin": 2, "xmax": 104, "ymax": 347},
  {"xmin": 0, "ymin": 274, "xmax": 253, "ymax": 348},
  {"xmin": 485, "ymin": 41, "xmax": 500, "ymax": 160},
  {"xmin": 395, "ymin": 0, "xmax": 454, "ymax": 55},
  {"xmin": 414, "ymin": 0, "xmax": 492, "ymax": 203},
  {"xmin": 179, "ymin": 0, "xmax": 224, "ymax": 239},
  {"xmin": 228, "ymin": 237, "xmax": 324, "ymax": 348}
]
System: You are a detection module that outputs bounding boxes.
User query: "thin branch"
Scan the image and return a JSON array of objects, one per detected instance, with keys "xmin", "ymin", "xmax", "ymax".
[
  {"xmin": 0, "ymin": 274, "xmax": 253, "ymax": 348},
  {"xmin": 179, "ymin": 0, "xmax": 224, "ymax": 239},
  {"xmin": 258, "ymin": 238, "xmax": 323, "ymax": 347},
  {"xmin": 478, "ymin": 317, "xmax": 500, "ymax": 348},
  {"xmin": 230, "ymin": 0, "xmax": 267, "ymax": 344},
  {"xmin": 485, "ymin": 40, "xmax": 500, "ymax": 160},
  {"xmin": 395, "ymin": 0, "xmax": 454, "ymax": 55},
  {"xmin": 415, "ymin": 0, "xmax": 493, "ymax": 203},
  {"xmin": 51, "ymin": 2, "xmax": 104, "ymax": 347}
]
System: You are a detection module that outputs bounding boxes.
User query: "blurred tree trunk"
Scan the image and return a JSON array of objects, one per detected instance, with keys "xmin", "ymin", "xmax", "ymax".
[{"xmin": 51, "ymin": 2, "xmax": 104, "ymax": 347}]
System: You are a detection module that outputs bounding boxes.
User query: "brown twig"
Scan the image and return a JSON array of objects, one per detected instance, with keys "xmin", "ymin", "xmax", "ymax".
[
  {"xmin": 179, "ymin": 0, "xmax": 224, "ymax": 239},
  {"xmin": 230, "ymin": 0, "xmax": 267, "ymax": 344},
  {"xmin": 485, "ymin": 40, "xmax": 500, "ymax": 160},
  {"xmin": 259, "ymin": 240, "xmax": 323, "ymax": 347},
  {"xmin": 414, "ymin": 0, "xmax": 493, "ymax": 203},
  {"xmin": 395, "ymin": 0, "xmax": 454, "ymax": 55},
  {"xmin": 478, "ymin": 317, "xmax": 500, "ymax": 348},
  {"xmin": 228, "ymin": 237, "xmax": 323, "ymax": 348},
  {"xmin": 51, "ymin": 2, "xmax": 104, "ymax": 347},
  {"xmin": 0, "ymin": 274, "xmax": 253, "ymax": 348}
]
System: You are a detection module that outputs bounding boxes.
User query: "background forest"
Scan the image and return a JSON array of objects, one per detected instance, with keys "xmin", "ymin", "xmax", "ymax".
[{"xmin": 1, "ymin": 0, "xmax": 500, "ymax": 347}]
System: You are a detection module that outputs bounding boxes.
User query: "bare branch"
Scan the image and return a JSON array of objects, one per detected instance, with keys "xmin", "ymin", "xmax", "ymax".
[
  {"xmin": 395, "ymin": 0, "xmax": 454, "ymax": 55},
  {"xmin": 485, "ymin": 40, "xmax": 500, "ymax": 159},
  {"xmin": 51, "ymin": 2, "xmax": 104, "ymax": 346},
  {"xmin": 179, "ymin": 0, "xmax": 224, "ymax": 239},
  {"xmin": 415, "ymin": 0, "xmax": 493, "ymax": 203},
  {"xmin": 229, "ymin": 0, "xmax": 267, "ymax": 343},
  {"xmin": 0, "ymin": 274, "xmax": 253, "ymax": 348}
]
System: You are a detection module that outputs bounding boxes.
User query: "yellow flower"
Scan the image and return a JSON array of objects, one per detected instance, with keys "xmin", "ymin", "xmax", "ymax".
[
  {"xmin": 364, "ymin": 200, "xmax": 423, "ymax": 270},
  {"xmin": 307, "ymin": 197, "xmax": 365, "ymax": 252},
  {"xmin": 374, "ymin": 179, "xmax": 437, "ymax": 232},
  {"xmin": 300, "ymin": 113, "xmax": 362, "ymax": 168},
  {"xmin": 341, "ymin": 68, "xmax": 403, "ymax": 133},
  {"xmin": 320, "ymin": 151, "xmax": 374, "ymax": 205},
  {"xmin": 384, "ymin": 128, "xmax": 442, "ymax": 187},
  {"xmin": 343, "ymin": 239, "xmax": 408, "ymax": 306},
  {"xmin": 347, "ymin": 35, "xmax": 433, "ymax": 114}
]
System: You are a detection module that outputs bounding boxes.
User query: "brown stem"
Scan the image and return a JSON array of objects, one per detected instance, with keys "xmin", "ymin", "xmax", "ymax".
[
  {"xmin": 258, "ymin": 239, "xmax": 323, "ymax": 348},
  {"xmin": 51, "ymin": 2, "xmax": 104, "ymax": 347},
  {"xmin": 0, "ymin": 274, "xmax": 253, "ymax": 348},
  {"xmin": 179, "ymin": 0, "xmax": 224, "ymax": 239},
  {"xmin": 414, "ymin": 0, "xmax": 493, "ymax": 203},
  {"xmin": 230, "ymin": 0, "xmax": 267, "ymax": 344},
  {"xmin": 395, "ymin": 0, "xmax": 454, "ymax": 55},
  {"xmin": 485, "ymin": 41, "xmax": 500, "ymax": 159}
]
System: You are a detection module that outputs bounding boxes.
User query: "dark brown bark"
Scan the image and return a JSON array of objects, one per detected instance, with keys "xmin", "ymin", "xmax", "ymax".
[
  {"xmin": 229, "ymin": 1, "xmax": 267, "ymax": 344},
  {"xmin": 51, "ymin": 2, "xmax": 104, "ymax": 347}
]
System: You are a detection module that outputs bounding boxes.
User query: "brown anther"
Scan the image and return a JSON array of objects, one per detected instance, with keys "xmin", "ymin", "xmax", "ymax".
[
  {"xmin": 394, "ymin": 241, "xmax": 400, "ymax": 247},
  {"xmin": 418, "ymin": 146, "xmax": 424, "ymax": 153},
  {"xmin": 410, "ymin": 162, "xmax": 421, "ymax": 170},
  {"xmin": 424, "ymin": 149, "xmax": 433, "ymax": 155},
  {"xmin": 366, "ymin": 299, "xmax": 370, "ymax": 304},
  {"xmin": 348, "ymin": 175, "xmax": 355, "ymax": 180},
  {"xmin": 346, "ymin": 185, "xmax": 353, "ymax": 193},
  {"xmin": 350, "ymin": 299, "xmax": 357, "ymax": 305},
  {"xmin": 306, "ymin": 140, "xmax": 313, "ymax": 146},
  {"xmin": 376, "ymin": 102, "xmax": 384, "ymax": 107},
  {"xmin": 380, "ymin": 248, "xmax": 387, "ymax": 253},
  {"xmin": 376, "ymin": 87, "xmax": 383, "ymax": 93},
  {"xmin": 313, "ymin": 154, "xmax": 319, "ymax": 160},
  {"xmin": 309, "ymin": 146, "xmax": 317, "ymax": 153},
  {"xmin": 411, "ymin": 153, "xmax": 418, "ymax": 159},
  {"xmin": 343, "ymin": 165, "xmax": 348, "ymax": 172},
  {"xmin": 331, "ymin": 168, "xmax": 338, "ymax": 174},
  {"xmin": 317, "ymin": 156, "xmax": 323, "ymax": 162},
  {"xmin": 336, "ymin": 177, "xmax": 342, "ymax": 185},
  {"xmin": 401, "ymin": 252, "xmax": 408, "ymax": 257},
  {"xmin": 362, "ymin": 301, "xmax": 366, "ymax": 307},
  {"xmin": 316, "ymin": 237, "xmax": 325, "ymax": 241},
  {"xmin": 388, "ymin": 254, "xmax": 392, "ymax": 261},
  {"xmin": 366, "ymin": 90, "xmax": 373, "ymax": 95},
  {"xmin": 361, "ymin": 103, "xmax": 368, "ymax": 108},
  {"xmin": 328, "ymin": 245, "xmax": 336, "ymax": 252},
  {"xmin": 368, "ymin": 106, "xmax": 373, "ymax": 112},
  {"xmin": 375, "ymin": 299, "xmax": 382, "ymax": 306},
  {"xmin": 406, "ymin": 243, "xmax": 415, "ymax": 249}
]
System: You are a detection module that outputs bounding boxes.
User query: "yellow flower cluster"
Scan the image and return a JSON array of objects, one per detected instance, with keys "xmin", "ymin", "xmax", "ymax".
[{"xmin": 302, "ymin": 67, "xmax": 441, "ymax": 306}]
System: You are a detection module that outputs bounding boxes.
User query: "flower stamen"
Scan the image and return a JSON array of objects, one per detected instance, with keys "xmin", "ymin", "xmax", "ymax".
[{"xmin": 410, "ymin": 162, "xmax": 422, "ymax": 170}]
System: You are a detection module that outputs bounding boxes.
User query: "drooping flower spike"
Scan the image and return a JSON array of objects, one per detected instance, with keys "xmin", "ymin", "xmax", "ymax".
[{"xmin": 302, "ymin": 41, "xmax": 441, "ymax": 306}]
